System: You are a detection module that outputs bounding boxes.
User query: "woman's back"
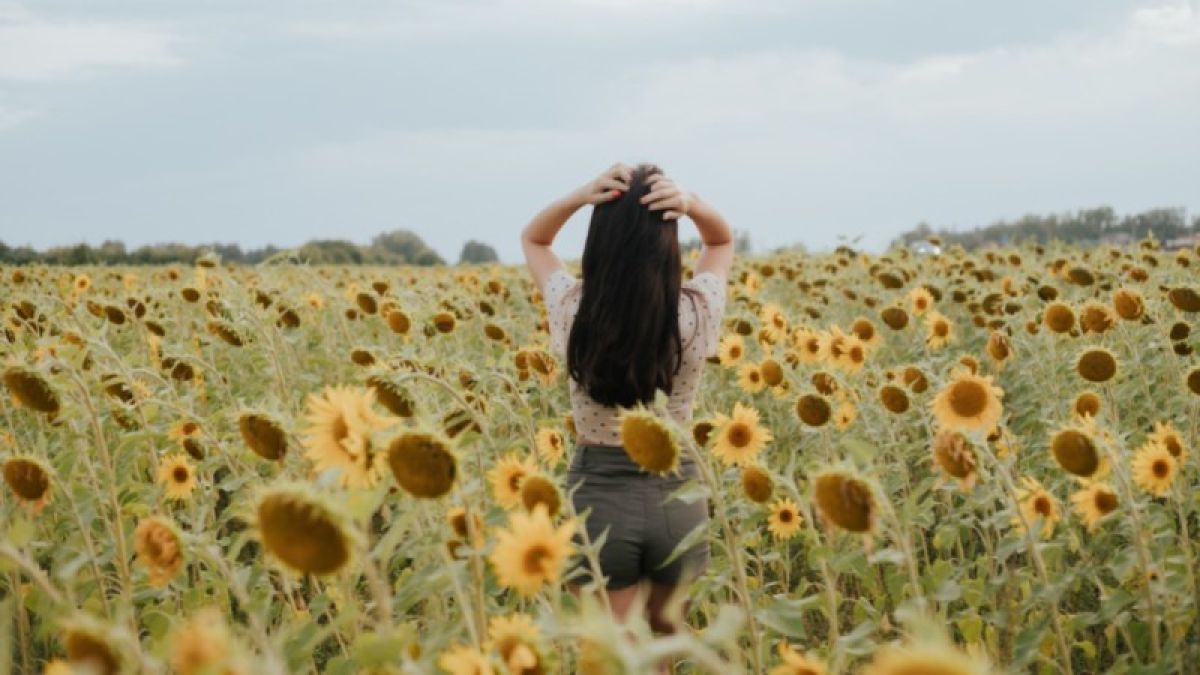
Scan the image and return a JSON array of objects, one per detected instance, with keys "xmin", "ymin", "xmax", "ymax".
[{"xmin": 543, "ymin": 267, "xmax": 727, "ymax": 446}]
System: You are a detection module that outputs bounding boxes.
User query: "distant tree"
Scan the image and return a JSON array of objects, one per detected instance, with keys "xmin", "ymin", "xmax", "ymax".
[
  {"xmin": 297, "ymin": 240, "xmax": 364, "ymax": 265},
  {"xmin": 370, "ymin": 229, "xmax": 444, "ymax": 265},
  {"xmin": 458, "ymin": 240, "xmax": 499, "ymax": 264}
]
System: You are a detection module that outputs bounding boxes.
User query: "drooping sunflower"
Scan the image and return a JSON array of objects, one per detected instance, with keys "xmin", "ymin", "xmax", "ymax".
[
  {"xmin": 984, "ymin": 330, "xmax": 1011, "ymax": 367},
  {"xmin": 3, "ymin": 455, "xmax": 52, "ymax": 512},
  {"xmin": 1112, "ymin": 287, "xmax": 1144, "ymax": 320},
  {"xmin": 62, "ymin": 620, "xmax": 123, "ymax": 675},
  {"xmin": 1131, "ymin": 441, "xmax": 1176, "ymax": 497},
  {"xmin": 766, "ymin": 497, "xmax": 804, "ymax": 541},
  {"xmin": 879, "ymin": 384, "xmax": 910, "ymax": 414},
  {"xmin": 447, "ymin": 505, "xmax": 486, "ymax": 548},
  {"xmin": 931, "ymin": 429, "xmax": 978, "ymax": 491},
  {"xmin": 534, "ymin": 427, "xmax": 565, "ymax": 466},
  {"xmin": 520, "ymin": 473, "xmax": 562, "ymax": 517},
  {"xmin": 741, "ymin": 464, "xmax": 773, "ymax": 503},
  {"xmin": 238, "ymin": 411, "xmax": 288, "ymax": 461},
  {"xmin": 256, "ymin": 485, "xmax": 352, "ymax": 576},
  {"xmin": 485, "ymin": 613, "xmax": 544, "ymax": 675},
  {"xmin": 438, "ymin": 644, "xmax": 495, "ymax": 675},
  {"xmin": 812, "ymin": 470, "xmax": 876, "ymax": 534},
  {"xmin": 1048, "ymin": 423, "xmax": 1108, "ymax": 480},
  {"xmin": 711, "ymin": 402, "xmax": 773, "ymax": 467},
  {"xmin": 924, "ymin": 311, "xmax": 955, "ymax": 349},
  {"xmin": 386, "ymin": 430, "xmax": 458, "ymax": 499},
  {"xmin": 300, "ymin": 385, "xmax": 394, "ymax": 489},
  {"xmin": 1148, "ymin": 420, "xmax": 1189, "ymax": 462},
  {"xmin": 769, "ymin": 639, "xmax": 827, "ymax": 675},
  {"xmin": 718, "ymin": 334, "xmax": 747, "ymax": 367},
  {"xmin": 1070, "ymin": 482, "xmax": 1119, "ymax": 532},
  {"xmin": 795, "ymin": 393, "xmax": 832, "ymax": 427},
  {"xmin": 1186, "ymin": 367, "xmax": 1200, "ymax": 396},
  {"xmin": 1076, "ymin": 347, "xmax": 1118, "ymax": 383},
  {"xmin": 618, "ymin": 408, "xmax": 681, "ymax": 475},
  {"xmin": 488, "ymin": 452, "xmax": 540, "ymax": 509},
  {"xmin": 3, "ymin": 365, "xmax": 60, "ymax": 416},
  {"xmin": 930, "ymin": 371, "xmax": 1004, "ymax": 433},
  {"xmin": 737, "ymin": 362, "xmax": 766, "ymax": 394},
  {"xmin": 1079, "ymin": 301, "xmax": 1116, "ymax": 334},
  {"xmin": 487, "ymin": 503, "xmax": 576, "ymax": 597},
  {"xmin": 134, "ymin": 516, "xmax": 185, "ymax": 587},
  {"xmin": 158, "ymin": 454, "xmax": 197, "ymax": 501},
  {"xmin": 169, "ymin": 606, "xmax": 246, "ymax": 675},
  {"xmin": 1014, "ymin": 476, "xmax": 1060, "ymax": 538}
]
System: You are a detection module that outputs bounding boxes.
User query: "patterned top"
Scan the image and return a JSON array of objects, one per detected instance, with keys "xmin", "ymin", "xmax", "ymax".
[{"xmin": 542, "ymin": 268, "xmax": 728, "ymax": 446}]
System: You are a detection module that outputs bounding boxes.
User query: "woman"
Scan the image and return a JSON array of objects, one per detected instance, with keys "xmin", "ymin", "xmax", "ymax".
[{"xmin": 520, "ymin": 162, "xmax": 734, "ymax": 668}]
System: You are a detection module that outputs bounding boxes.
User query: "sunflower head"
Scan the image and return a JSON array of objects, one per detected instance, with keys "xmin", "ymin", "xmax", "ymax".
[
  {"xmin": 3, "ymin": 365, "xmax": 60, "ymax": 416},
  {"xmin": 134, "ymin": 516, "xmax": 185, "ymax": 587},
  {"xmin": 255, "ymin": 484, "xmax": 353, "ymax": 576},
  {"xmin": 1076, "ymin": 348, "xmax": 1118, "ymax": 383},
  {"xmin": 812, "ymin": 470, "xmax": 876, "ymax": 534},
  {"xmin": 711, "ymin": 403, "xmax": 772, "ymax": 467},
  {"xmin": 61, "ymin": 619, "xmax": 124, "ymax": 675},
  {"xmin": 930, "ymin": 372, "xmax": 1004, "ymax": 434},
  {"xmin": 386, "ymin": 431, "xmax": 458, "ymax": 499},
  {"xmin": 741, "ymin": 465, "xmax": 773, "ymax": 504},
  {"xmin": 3, "ymin": 455, "xmax": 52, "ymax": 512},
  {"xmin": 488, "ymin": 502, "xmax": 577, "ymax": 597},
  {"xmin": 795, "ymin": 393, "xmax": 831, "ymax": 427},
  {"xmin": 238, "ymin": 411, "xmax": 288, "ymax": 461},
  {"xmin": 931, "ymin": 429, "xmax": 978, "ymax": 490},
  {"xmin": 1049, "ymin": 426, "xmax": 1108, "ymax": 479},
  {"xmin": 1131, "ymin": 441, "xmax": 1177, "ymax": 498},
  {"xmin": 520, "ymin": 474, "xmax": 562, "ymax": 517},
  {"xmin": 617, "ymin": 408, "xmax": 680, "ymax": 475},
  {"xmin": 766, "ymin": 497, "xmax": 804, "ymax": 541},
  {"xmin": 158, "ymin": 454, "xmax": 198, "ymax": 501},
  {"xmin": 879, "ymin": 385, "xmax": 910, "ymax": 414}
]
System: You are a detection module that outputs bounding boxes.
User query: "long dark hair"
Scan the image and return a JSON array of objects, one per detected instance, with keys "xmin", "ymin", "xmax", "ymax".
[{"xmin": 567, "ymin": 164, "xmax": 699, "ymax": 407}]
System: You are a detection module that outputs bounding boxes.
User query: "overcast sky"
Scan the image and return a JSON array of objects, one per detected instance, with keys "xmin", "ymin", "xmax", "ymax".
[{"xmin": 1, "ymin": 0, "xmax": 1197, "ymax": 262}]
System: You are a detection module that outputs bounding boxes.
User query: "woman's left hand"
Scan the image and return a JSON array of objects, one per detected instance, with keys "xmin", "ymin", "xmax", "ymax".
[{"xmin": 640, "ymin": 173, "xmax": 692, "ymax": 220}]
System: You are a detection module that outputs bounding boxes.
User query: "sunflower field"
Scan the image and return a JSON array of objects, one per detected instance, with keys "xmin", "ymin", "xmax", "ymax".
[{"xmin": 2, "ymin": 240, "xmax": 1200, "ymax": 675}]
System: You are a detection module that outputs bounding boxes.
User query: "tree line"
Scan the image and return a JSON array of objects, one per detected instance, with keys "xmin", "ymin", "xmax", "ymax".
[
  {"xmin": 0, "ymin": 230, "xmax": 504, "ymax": 266},
  {"xmin": 892, "ymin": 206, "xmax": 1199, "ymax": 250}
]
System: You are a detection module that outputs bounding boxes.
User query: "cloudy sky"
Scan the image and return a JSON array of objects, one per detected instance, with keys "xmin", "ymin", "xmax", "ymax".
[{"xmin": 1, "ymin": 0, "xmax": 1197, "ymax": 262}]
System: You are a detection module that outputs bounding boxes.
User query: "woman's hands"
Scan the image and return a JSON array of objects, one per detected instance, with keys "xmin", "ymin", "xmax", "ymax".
[
  {"xmin": 640, "ymin": 173, "xmax": 692, "ymax": 220},
  {"xmin": 572, "ymin": 163, "xmax": 633, "ymax": 206}
]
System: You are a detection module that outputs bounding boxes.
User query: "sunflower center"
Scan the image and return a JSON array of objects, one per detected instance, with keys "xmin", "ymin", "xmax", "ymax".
[
  {"xmin": 727, "ymin": 423, "xmax": 752, "ymax": 448},
  {"xmin": 947, "ymin": 380, "xmax": 988, "ymax": 418},
  {"xmin": 779, "ymin": 510, "xmax": 793, "ymax": 523},
  {"xmin": 172, "ymin": 467, "xmax": 189, "ymax": 483},
  {"xmin": 730, "ymin": 346, "xmax": 742, "ymax": 359},
  {"xmin": 1034, "ymin": 496, "xmax": 1053, "ymax": 517},
  {"xmin": 1163, "ymin": 437, "xmax": 1182, "ymax": 457},
  {"xmin": 523, "ymin": 545, "xmax": 551, "ymax": 575},
  {"xmin": 933, "ymin": 321, "xmax": 949, "ymax": 337},
  {"xmin": 509, "ymin": 472, "xmax": 525, "ymax": 492},
  {"xmin": 1152, "ymin": 459, "xmax": 1170, "ymax": 479},
  {"xmin": 849, "ymin": 346, "xmax": 864, "ymax": 363},
  {"xmin": 1095, "ymin": 491, "xmax": 1118, "ymax": 513},
  {"xmin": 333, "ymin": 415, "xmax": 350, "ymax": 446}
]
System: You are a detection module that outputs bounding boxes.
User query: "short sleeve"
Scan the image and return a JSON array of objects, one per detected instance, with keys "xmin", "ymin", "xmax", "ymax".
[
  {"xmin": 542, "ymin": 269, "xmax": 580, "ymax": 357},
  {"xmin": 688, "ymin": 271, "xmax": 728, "ymax": 357}
]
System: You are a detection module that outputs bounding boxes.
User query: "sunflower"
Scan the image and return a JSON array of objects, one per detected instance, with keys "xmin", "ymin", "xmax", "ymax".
[
  {"xmin": 768, "ymin": 640, "xmax": 826, "ymax": 675},
  {"xmin": 924, "ymin": 311, "xmax": 955, "ymax": 349},
  {"xmin": 1131, "ymin": 441, "xmax": 1176, "ymax": 497},
  {"xmin": 812, "ymin": 470, "xmax": 876, "ymax": 534},
  {"xmin": 908, "ymin": 286, "xmax": 934, "ymax": 316},
  {"xmin": 833, "ymin": 400, "xmax": 857, "ymax": 431},
  {"xmin": 1042, "ymin": 301, "xmax": 1076, "ymax": 334},
  {"xmin": 711, "ymin": 402, "xmax": 773, "ymax": 467},
  {"xmin": 1049, "ymin": 423, "xmax": 1108, "ymax": 480},
  {"xmin": 1014, "ymin": 476, "xmax": 1060, "ymax": 538},
  {"xmin": 386, "ymin": 431, "xmax": 458, "ymax": 499},
  {"xmin": 861, "ymin": 641, "xmax": 990, "ymax": 675},
  {"xmin": 618, "ymin": 408, "xmax": 681, "ymax": 475},
  {"xmin": 3, "ymin": 365, "xmax": 60, "ymax": 416},
  {"xmin": 3, "ymin": 455, "xmax": 52, "ymax": 512},
  {"xmin": 1112, "ymin": 287, "xmax": 1144, "ymax": 320},
  {"xmin": 485, "ymin": 613, "xmax": 544, "ymax": 675},
  {"xmin": 256, "ymin": 485, "xmax": 352, "ymax": 576},
  {"xmin": 534, "ymin": 427, "xmax": 565, "ymax": 465},
  {"xmin": 984, "ymin": 331, "xmax": 1011, "ymax": 367},
  {"xmin": 1076, "ymin": 348, "xmax": 1118, "ymax": 383},
  {"xmin": 1187, "ymin": 367, "xmax": 1200, "ymax": 396},
  {"xmin": 879, "ymin": 385, "xmax": 910, "ymax": 414},
  {"xmin": 1073, "ymin": 391, "xmax": 1102, "ymax": 419},
  {"xmin": 834, "ymin": 334, "xmax": 868, "ymax": 373},
  {"xmin": 62, "ymin": 621, "xmax": 123, "ymax": 675},
  {"xmin": 741, "ymin": 464, "xmax": 773, "ymax": 503},
  {"xmin": 850, "ymin": 316, "xmax": 881, "ymax": 349},
  {"xmin": 489, "ymin": 452, "xmax": 539, "ymax": 509},
  {"xmin": 134, "ymin": 516, "xmax": 184, "ymax": 587},
  {"xmin": 238, "ymin": 411, "xmax": 288, "ymax": 461},
  {"xmin": 759, "ymin": 303, "xmax": 790, "ymax": 344},
  {"xmin": 168, "ymin": 420, "xmax": 203, "ymax": 443},
  {"xmin": 158, "ymin": 454, "xmax": 197, "ymax": 501},
  {"xmin": 447, "ymin": 505, "xmax": 486, "ymax": 548},
  {"xmin": 930, "ymin": 371, "xmax": 1004, "ymax": 433},
  {"xmin": 520, "ymin": 474, "xmax": 562, "ymax": 517},
  {"xmin": 1079, "ymin": 301, "xmax": 1116, "ymax": 334},
  {"xmin": 792, "ymin": 328, "xmax": 827, "ymax": 364},
  {"xmin": 737, "ymin": 362, "xmax": 766, "ymax": 393},
  {"xmin": 718, "ymin": 334, "xmax": 747, "ymax": 367},
  {"xmin": 795, "ymin": 393, "xmax": 832, "ymax": 427},
  {"xmin": 438, "ymin": 644, "xmax": 495, "ymax": 675},
  {"xmin": 766, "ymin": 497, "xmax": 804, "ymax": 541},
  {"xmin": 931, "ymin": 429, "xmax": 978, "ymax": 491},
  {"xmin": 488, "ymin": 503, "xmax": 576, "ymax": 597},
  {"xmin": 1070, "ymin": 483, "xmax": 1119, "ymax": 532},
  {"xmin": 1148, "ymin": 420, "xmax": 1189, "ymax": 462},
  {"xmin": 300, "ymin": 385, "xmax": 394, "ymax": 489},
  {"xmin": 169, "ymin": 607, "xmax": 246, "ymax": 675},
  {"xmin": 880, "ymin": 305, "xmax": 909, "ymax": 330}
]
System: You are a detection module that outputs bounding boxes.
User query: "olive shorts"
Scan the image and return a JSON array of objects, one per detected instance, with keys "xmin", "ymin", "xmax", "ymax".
[{"xmin": 564, "ymin": 444, "xmax": 711, "ymax": 590}]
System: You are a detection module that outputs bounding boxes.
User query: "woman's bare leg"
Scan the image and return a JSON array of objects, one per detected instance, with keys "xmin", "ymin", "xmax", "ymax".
[{"xmin": 647, "ymin": 581, "xmax": 693, "ymax": 674}]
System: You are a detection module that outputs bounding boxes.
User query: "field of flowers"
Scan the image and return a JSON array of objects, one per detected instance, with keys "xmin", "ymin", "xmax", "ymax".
[{"xmin": 2, "ymin": 240, "xmax": 1199, "ymax": 674}]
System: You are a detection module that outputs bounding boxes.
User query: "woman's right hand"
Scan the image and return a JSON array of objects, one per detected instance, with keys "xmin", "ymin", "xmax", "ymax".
[{"xmin": 573, "ymin": 163, "xmax": 633, "ymax": 206}]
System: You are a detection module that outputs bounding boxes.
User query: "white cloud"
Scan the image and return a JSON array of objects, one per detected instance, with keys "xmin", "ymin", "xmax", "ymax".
[{"xmin": 0, "ymin": 2, "xmax": 182, "ymax": 81}]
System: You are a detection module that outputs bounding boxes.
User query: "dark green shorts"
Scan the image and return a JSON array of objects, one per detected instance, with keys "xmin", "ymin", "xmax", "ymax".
[{"xmin": 564, "ymin": 444, "xmax": 711, "ymax": 589}]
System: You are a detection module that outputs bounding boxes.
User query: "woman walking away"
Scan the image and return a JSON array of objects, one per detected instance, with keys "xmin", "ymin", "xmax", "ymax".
[{"xmin": 520, "ymin": 162, "xmax": 734, "ymax": 673}]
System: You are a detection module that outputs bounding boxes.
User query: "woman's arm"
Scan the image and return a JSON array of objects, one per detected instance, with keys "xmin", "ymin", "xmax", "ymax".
[
  {"xmin": 521, "ymin": 163, "xmax": 632, "ymax": 292},
  {"xmin": 642, "ymin": 175, "xmax": 735, "ymax": 279}
]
